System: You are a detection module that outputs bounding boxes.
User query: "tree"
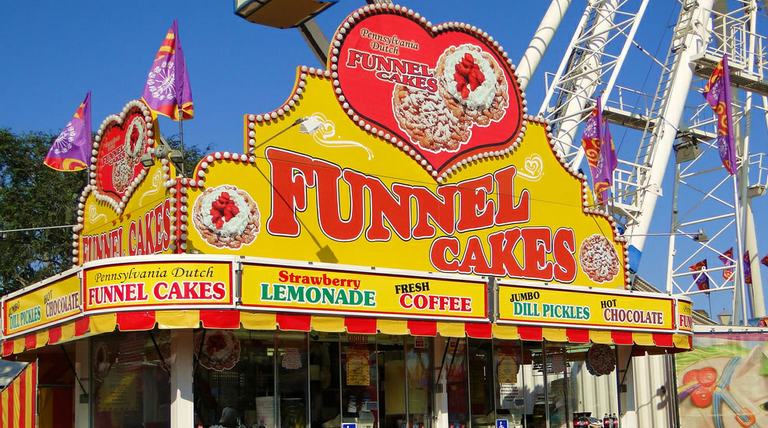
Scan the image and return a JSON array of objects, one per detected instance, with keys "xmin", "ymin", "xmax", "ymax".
[
  {"xmin": 0, "ymin": 129, "xmax": 84, "ymax": 293},
  {"xmin": 0, "ymin": 129, "xmax": 209, "ymax": 294}
]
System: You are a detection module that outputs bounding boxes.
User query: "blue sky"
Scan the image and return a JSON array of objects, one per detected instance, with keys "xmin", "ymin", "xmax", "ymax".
[{"xmin": 2, "ymin": 1, "xmax": 765, "ymax": 317}]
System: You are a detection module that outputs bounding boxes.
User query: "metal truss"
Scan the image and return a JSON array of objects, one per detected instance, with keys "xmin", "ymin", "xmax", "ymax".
[
  {"xmin": 611, "ymin": 0, "xmax": 715, "ymax": 255},
  {"xmin": 539, "ymin": 0, "xmax": 649, "ymax": 165},
  {"xmin": 667, "ymin": 98, "xmax": 749, "ymax": 297},
  {"xmin": 666, "ymin": 0, "xmax": 768, "ymax": 322}
]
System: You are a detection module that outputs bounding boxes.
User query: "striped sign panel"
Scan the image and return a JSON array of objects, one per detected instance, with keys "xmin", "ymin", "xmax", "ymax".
[{"xmin": 0, "ymin": 362, "xmax": 36, "ymax": 428}]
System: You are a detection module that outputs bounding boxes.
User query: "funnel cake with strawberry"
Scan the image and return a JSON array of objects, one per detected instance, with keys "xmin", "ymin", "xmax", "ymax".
[
  {"xmin": 392, "ymin": 84, "xmax": 471, "ymax": 152},
  {"xmin": 193, "ymin": 184, "xmax": 260, "ymax": 249},
  {"xmin": 195, "ymin": 330, "xmax": 241, "ymax": 371},
  {"xmin": 436, "ymin": 44, "xmax": 508, "ymax": 126}
]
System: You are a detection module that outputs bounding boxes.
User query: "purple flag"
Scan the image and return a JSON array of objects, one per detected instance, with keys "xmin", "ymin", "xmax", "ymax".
[
  {"xmin": 44, "ymin": 92, "xmax": 92, "ymax": 171},
  {"xmin": 719, "ymin": 247, "xmax": 735, "ymax": 280},
  {"xmin": 141, "ymin": 20, "xmax": 194, "ymax": 120},
  {"xmin": 689, "ymin": 259, "xmax": 709, "ymax": 291},
  {"xmin": 580, "ymin": 98, "xmax": 616, "ymax": 204},
  {"xmin": 744, "ymin": 251, "xmax": 752, "ymax": 285},
  {"xmin": 702, "ymin": 54, "xmax": 736, "ymax": 174}
]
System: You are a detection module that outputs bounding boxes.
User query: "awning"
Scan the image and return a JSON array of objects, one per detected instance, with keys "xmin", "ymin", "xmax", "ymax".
[{"xmin": 1, "ymin": 309, "xmax": 692, "ymax": 357}]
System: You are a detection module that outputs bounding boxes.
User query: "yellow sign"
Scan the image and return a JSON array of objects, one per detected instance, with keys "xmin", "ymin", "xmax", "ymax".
[
  {"xmin": 77, "ymin": 100, "xmax": 176, "ymax": 265},
  {"xmin": 241, "ymin": 262, "xmax": 488, "ymax": 320},
  {"xmin": 83, "ymin": 260, "xmax": 233, "ymax": 312},
  {"xmin": 185, "ymin": 74, "xmax": 627, "ymax": 289},
  {"xmin": 497, "ymin": 284, "xmax": 675, "ymax": 331},
  {"xmin": 677, "ymin": 299, "xmax": 693, "ymax": 332},
  {"xmin": 3, "ymin": 274, "xmax": 81, "ymax": 336}
]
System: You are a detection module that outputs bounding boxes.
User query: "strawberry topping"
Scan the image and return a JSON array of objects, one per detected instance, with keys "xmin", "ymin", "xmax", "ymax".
[
  {"xmin": 453, "ymin": 53, "xmax": 485, "ymax": 99},
  {"xmin": 209, "ymin": 192, "xmax": 240, "ymax": 229}
]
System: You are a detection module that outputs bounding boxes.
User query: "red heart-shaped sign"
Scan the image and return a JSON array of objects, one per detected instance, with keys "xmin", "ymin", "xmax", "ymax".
[
  {"xmin": 330, "ymin": 5, "xmax": 524, "ymax": 179},
  {"xmin": 93, "ymin": 101, "xmax": 153, "ymax": 208}
]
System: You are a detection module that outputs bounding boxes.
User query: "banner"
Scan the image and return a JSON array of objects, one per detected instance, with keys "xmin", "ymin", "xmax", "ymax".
[
  {"xmin": 0, "ymin": 362, "xmax": 36, "ymax": 428},
  {"xmin": 240, "ymin": 261, "xmax": 488, "ymax": 321},
  {"xmin": 678, "ymin": 300, "xmax": 693, "ymax": 333},
  {"xmin": 676, "ymin": 332, "xmax": 768, "ymax": 427},
  {"xmin": 82, "ymin": 259, "xmax": 234, "ymax": 312},
  {"xmin": 76, "ymin": 99, "xmax": 175, "ymax": 265},
  {"xmin": 185, "ymin": 8, "xmax": 628, "ymax": 290},
  {"xmin": 3, "ymin": 274, "xmax": 81, "ymax": 336},
  {"xmin": 497, "ymin": 283, "xmax": 677, "ymax": 331}
]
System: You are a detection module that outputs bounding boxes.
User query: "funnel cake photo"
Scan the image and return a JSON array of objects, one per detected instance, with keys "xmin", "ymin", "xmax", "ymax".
[
  {"xmin": 192, "ymin": 184, "xmax": 260, "ymax": 249},
  {"xmin": 195, "ymin": 330, "xmax": 241, "ymax": 371},
  {"xmin": 392, "ymin": 43, "xmax": 509, "ymax": 153},
  {"xmin": 579, "ymin": 234, "xmax": 620, "ymax": 283},
  {"xmin": 392, "ymin": 84, "xmax": 471, "ymax": 152},
  {"xmin": 435, "ymin": 44, "xmax": 509, "ymax": 126}
]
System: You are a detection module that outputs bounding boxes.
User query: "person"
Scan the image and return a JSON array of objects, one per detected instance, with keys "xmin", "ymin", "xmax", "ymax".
[{"xmin": 219, "ymin": 407, "xmax": 240, "ymax": 428}]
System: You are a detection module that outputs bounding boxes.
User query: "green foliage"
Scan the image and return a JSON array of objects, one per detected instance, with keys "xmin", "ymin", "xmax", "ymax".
[
  {"xmin": 0, "ymin": 129, "xmax": 210, "ymax": 295},
  {"xmin": 0, "ymin": 129, "xmax": 84, "ymax": 293}
]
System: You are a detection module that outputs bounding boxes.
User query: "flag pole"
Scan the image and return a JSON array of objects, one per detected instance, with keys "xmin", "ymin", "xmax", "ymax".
[{"xmin": 177, "ymin": 104, "xmax": 185, "ymax": 177}]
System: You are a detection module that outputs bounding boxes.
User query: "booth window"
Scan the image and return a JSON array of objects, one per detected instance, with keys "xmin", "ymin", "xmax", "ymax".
[
  {"xmin": 193, "ymin": 330, "xmax": 275, "ymax": 427},
  {"xmin": 277, "ymin": 332, "xmax": 309, "ymax": 427},
  {"xmin": 444, "ymin": 338, "xmax": 469, "ymax": 426},
  {"xmin": 468, "ymin": 339, "xmax": 495, "ymax": 426},
  {"xmin": 91, "ymin": 331, "xmax": 171, "ymax": 428},
  {"xmin": 310, "ymin": 333, "xmax": 341, "ymax": 426}
]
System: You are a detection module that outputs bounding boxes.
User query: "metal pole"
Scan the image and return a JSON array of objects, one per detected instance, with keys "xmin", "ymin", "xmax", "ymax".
[
  {"xmin": 625, "ymin": 0, "xmax": 715, "ymax": 254},
  {"xmin": 298, "ymin": 20, "xmax": 330, "ymax": 65},
  {"xmin": 666, "ymin": 162, "xmax": 682, "ymax": 294},
  {"xmin": 741, "ymin": 1, "xmax": 765, "ymax": 318},
  {"xmin": 177, "ymin": 104, "xmax": 185, "ymax": 177},
  {"xmin": 518, "ymin": 0, "xmax": 573, "ymax": 91}
]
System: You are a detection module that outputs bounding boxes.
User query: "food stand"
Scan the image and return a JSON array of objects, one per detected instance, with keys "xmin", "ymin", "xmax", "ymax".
[{"xmin": 0, "ymin": 4, "xmax": 692, "ymax": 428}]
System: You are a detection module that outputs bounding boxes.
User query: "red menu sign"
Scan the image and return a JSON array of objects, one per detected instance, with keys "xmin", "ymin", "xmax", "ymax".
[
  {"xmin": 94, "ymin": 102, "xmax": 152, "ymax": 205},
  {"xmin": 331, "ymin": 8, "xmax": 524, "ymax": 176}
]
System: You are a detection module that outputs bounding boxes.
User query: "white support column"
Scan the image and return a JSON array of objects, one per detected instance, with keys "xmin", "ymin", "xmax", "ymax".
[
  {"xmin": 628, "ymin": 354, "xmax": 648, "ymax": 428},
  {"xmin": 170, "ymin": 329, "xmax": 195, "ymax": 428},
  {"xmin": 433, "ymin": 336, "xmax": 449, "ymax": 427},
  {"xmin": 745, "ymin": 200, "xmax": 765, "ymax": 316},
  {"xmin": 625, "ymin": 0, "xmax": 715, "ymax": 254},
  {"xmin": 649, "ymin": 355, "xmax": 670, "ymax": 428},
  {"xmin": 517, "ymin": 0, "xmax": 573, "ymax": 91},
  {"xmin": 74, "ymin": 339, "xmax": 90, "ymax": 428},
  {"xmin": 742, "ymin": 0, "xmax": 764, "ymax": 319}
]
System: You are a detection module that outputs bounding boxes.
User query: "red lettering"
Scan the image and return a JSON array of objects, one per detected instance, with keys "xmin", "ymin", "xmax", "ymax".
[
  {"xmin": 212, "ymin": 282, "xmax": 226, "ymax": 300},
  {"xmin": 457, "ymin": 235, "xmax": 492, "ymax": 274},
  {"xmin": 315, "ymin": 164, "xmax": 365, "ymax": 241},
  {"xmin": 456, "ymin": 175, "xmax": 495, "ymax": 232},
  {"xmin": 397, "ymin": 185, "xmax": 457, "ymax": 238},
  {"xmin": 487, "ymin": 229, "xmax": 525, "ymax": 276},
  {"xmin": 494, "ymin": 166, "xmax": 530, "ymax": 225},
  {"xmin": 161, "ymin": 199, "xmax": 171, "ymax": 250},
  {"xmin": 520, "ymin": 227, "xmax": 554, "ymax": 280},
  {"xmin": 143, "ymin": 209, "xmax": 155, "ymax": 255},
  {"xmin": 344, "ymin": 170, "xmax": 411, "ymax": 241},
  {"xmin": 552, "ymin": 228, "xmax": 577, "ymax": 282},
  {"xmin": 429, "ymin": 237, "xmax": 461, "ymax": 271},
  {"xmin": 266, "ymin": 148, "xmax": 315, "ymax": 237}
]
